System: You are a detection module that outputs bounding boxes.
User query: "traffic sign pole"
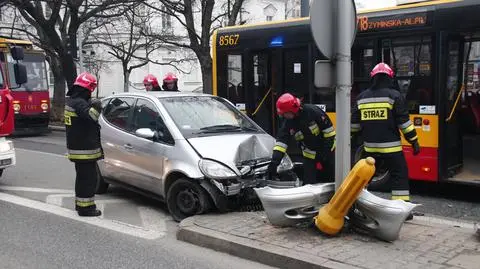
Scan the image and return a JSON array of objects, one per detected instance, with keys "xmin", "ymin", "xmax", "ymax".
[{"xmin": 334, "ymin": 0, "xmax": 355, "ymax": 190}]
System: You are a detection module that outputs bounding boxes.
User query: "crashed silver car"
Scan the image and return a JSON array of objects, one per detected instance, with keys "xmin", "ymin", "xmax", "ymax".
[{"xmin": 96, "ymin": 92, "xmax": 298, "ymax": 221}]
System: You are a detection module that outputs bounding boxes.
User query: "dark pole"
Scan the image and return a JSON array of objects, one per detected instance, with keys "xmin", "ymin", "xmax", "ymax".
[{"xmin": 301, "ymin": 0, "xmax": 309, "ymax": 17}]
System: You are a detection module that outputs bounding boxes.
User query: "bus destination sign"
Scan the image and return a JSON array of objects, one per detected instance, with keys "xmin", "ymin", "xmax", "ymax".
[{"xmin": 357, "ymin": 12, "xmax": 428, "ymax": 32}]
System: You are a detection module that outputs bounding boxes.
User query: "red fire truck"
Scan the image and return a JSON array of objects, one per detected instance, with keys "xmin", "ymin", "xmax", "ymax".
[{"xmin": 0, "ymin": 37, "xmax": 50, "ymax": 134}]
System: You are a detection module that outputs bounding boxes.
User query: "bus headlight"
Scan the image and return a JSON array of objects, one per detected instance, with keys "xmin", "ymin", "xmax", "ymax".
[
  {"xmin": 41, "ymin": 103, "xmax": 48, "ymax": 110},
  {"xmin": 13, "ymin": 104, "xmax": 20, "ymax": 112}
]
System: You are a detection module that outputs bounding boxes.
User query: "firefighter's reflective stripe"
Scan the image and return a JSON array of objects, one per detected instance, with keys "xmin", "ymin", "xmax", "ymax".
[
  {"xmin": 391, "ymin": 195, "xmax": 410, "ymax": 201},
  {"xmin": 273, "ymin": 141, "xmax": 288, "ymax": 153},
  {"xmin": 308, "ymin": 123, "xmax": 320, "ymax": 136},
  {"xmin": 364, "ymin": 141, "xmax": 403, "ymax": 153},
  {"xmin": 399, "ymin": 120, "xmax": 415, "ymax": 134},
  {"xmin": 358, "ymin": 102, "xmax": 393, "ymax": 110},
  {"xmin": 322, "ymin": 126, "xmax": 336, "ymax": 138},
  {"xmin": 302, "ymin": 148, "xmax": 316, "ymax": 159},
  {"xmin": 392, "ymin": 190, "xmax": 410, "ymax": 196},
  {"xmin": 65, "ymin": 105, "xmax": 76, "ymax": 112},
  {"xmin": 64, "ymin": 110, "xmax": 77, "ymax": 126},
  {"xmin": 67, "ymin": 148, "xmax": 102, "ymax": 160},
  {"xmin": 357, "ymin": 97, "xmax": 395, "ymax": 105},
  {"xmin": 294, "ymin": 131, "xmax": 304, "ymax": 141},
  {"xmin": 351, "ymin": 123, "xmax": 361, "ymax": 132},
  {"xmin": 331, "ymin": 139, "xmax": 336, "ymax": 151},
  {"xmin": 76, "ymin": 197, "xmax": 95, "ymax": 207},
  {"xmin": 89, "ymin": 108, "xmax": 99, "ymax": 121}
]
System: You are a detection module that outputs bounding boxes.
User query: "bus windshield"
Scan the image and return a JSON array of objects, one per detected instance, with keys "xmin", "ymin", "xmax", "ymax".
[{"xmin": 7, "ymin": 52, "xmax": 48, "ymax": 91}]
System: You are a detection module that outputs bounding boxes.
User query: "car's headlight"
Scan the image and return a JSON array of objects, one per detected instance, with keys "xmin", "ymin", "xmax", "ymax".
[
  {"xmin": 0, "ymin": 141, "xmax": 13, "ymax": 152},
  {"xmin": 277, "ymin": 154, "xmax": 294, "ymax": 173},
  {"xmin": 199, "ymin": 159, "xmax": 238, "ymax": 180}
]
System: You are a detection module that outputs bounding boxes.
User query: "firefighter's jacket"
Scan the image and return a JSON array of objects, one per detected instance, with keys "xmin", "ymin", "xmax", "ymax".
[
  {"xmin": 351, "ymin": 87, "xmax": 418, "ymax": 154},
  {"xmin": 272, "ymin": 104, "xmax": 336, "ymax": 163},
  {"xmin": 65, "ymin": 97, "xmax": 103, "ymax": 162}
]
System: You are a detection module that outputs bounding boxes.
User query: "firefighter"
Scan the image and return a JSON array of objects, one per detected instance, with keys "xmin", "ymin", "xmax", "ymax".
[
  {"xmin": 65, "ymin": 72, "xmax": 103, "ymax": 217},
  {"xmin": 351, "ymin": 62, "xmax": 420, "ymax": 219},
  {"xmin": 162, "ymin": 72, "xmax": 179, "ymax": 91},
  {"xmin": 267, "ymin": 93, "xmax": 336, "ymax": 185},
  {"xmin": 143, "ymin": 74, "xmax": 162, "ymax": 91}
]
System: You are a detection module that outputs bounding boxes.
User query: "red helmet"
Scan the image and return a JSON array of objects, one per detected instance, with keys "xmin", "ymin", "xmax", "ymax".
[
  {"xmin": 163, "ymin": 72, "xmax": 178, "ymax": 83},
  {"xmin": 370, "ymin": 63, "xmax": 394, "ymax": 78},
  {"xmin": 143, "ymin": 74, "xmax": 159, "ymax": 88},
  {"xmin": 276, "ymin": 93, "xmax": 301, "ymax": 115},
  {"xmin": 73, "ymin": 72, "xmax": 97, "ymax": 92}
]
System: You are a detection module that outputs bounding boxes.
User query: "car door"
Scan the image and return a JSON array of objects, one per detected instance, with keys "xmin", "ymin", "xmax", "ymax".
[
  {"xmin": 100, "ymin": 96, "xmax": 139, "ymax": 184},
  {"xmin": 128, "ymin": 97, "xmax": 174, "ymax": 194}
]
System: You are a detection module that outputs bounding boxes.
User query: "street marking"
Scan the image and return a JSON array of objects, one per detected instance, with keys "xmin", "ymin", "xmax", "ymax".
[
  {"xmin": 0, "ymin": 192, "xmax": 165, "ymax": 240},
  {"xmin": 0, "ymin": 186, "xmax": 73, "ymax": 193},
  {"xmin": 15, "ymin": 148, "xmax": 65, "ymax": 157},
  {"xmin": 138, "ymin": 206, "xmax": 170, "ymax": 233},
  {"xmin": 46, "ymin": 193, "xmax": 73, "ymax": 206}
]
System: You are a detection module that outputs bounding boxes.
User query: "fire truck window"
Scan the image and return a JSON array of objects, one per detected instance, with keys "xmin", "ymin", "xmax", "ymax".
[
  {"xmin": 103, "ymin": 97, "xmax": 135, "ymax": 132},
  {"xmin": 7, "ymin": 53, "xmax": 48, "ymax": 91},
  {"xmin": 385, "ymin": 36, "xmax": 434, "ymax": 114}
]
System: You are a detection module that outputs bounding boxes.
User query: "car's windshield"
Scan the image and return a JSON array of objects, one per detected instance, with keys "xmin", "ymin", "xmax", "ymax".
[{"xmin": 160, "ymin": 96, "xmax": 262, "ymax": 137}]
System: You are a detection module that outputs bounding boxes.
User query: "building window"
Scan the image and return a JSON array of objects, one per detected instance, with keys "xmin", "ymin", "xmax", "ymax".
[{"xmin": 266, "ymin": 16, "xmax": 273, "ymax": 21}]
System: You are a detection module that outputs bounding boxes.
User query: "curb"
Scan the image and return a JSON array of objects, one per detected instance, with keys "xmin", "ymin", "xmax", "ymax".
[
  {"xmin": 176, "ymin": 217, "xmax": 361, "ymax": 269},
  {"xmin": 48, "ymin": 125, "xmax": 65, "ymax": 132}
]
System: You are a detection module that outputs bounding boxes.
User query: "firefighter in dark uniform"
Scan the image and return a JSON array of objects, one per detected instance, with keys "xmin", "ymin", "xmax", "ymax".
[
  {"xmin": 351, "ymin": 63, "xmax": 420, "ymax": 219},
  {"xmin": 268, "ymin": 93, "xmax": 336, "ymax": 185},
  {"xmin": 65, "ymin": 72, "xmax": 103, "ymax": 217}
]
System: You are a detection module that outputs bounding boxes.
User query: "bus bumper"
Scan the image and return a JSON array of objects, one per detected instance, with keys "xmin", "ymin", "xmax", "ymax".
[
  {"xmin": 13, "ymin": 113, "xmax": 50, "ymax": 135},
  {"xmin": 403, "ymin": 146, "xmax": 438, "ymax": 182}
]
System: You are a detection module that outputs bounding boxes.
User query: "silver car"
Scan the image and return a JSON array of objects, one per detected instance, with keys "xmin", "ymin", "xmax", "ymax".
[{"xmin": 96, "ymin": 91, "xmax": 298, "ymax": 221}]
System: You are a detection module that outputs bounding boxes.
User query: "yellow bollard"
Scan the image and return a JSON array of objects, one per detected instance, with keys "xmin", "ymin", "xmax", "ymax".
[{"xmin": 314, "ymin": 157, "xmax": 376, "ymax": 235}]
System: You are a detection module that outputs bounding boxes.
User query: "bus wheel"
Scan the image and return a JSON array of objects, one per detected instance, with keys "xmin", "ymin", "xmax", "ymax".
[{"xmin": 354, "ymin": 145, "xmax": 391, "ymax": 192}]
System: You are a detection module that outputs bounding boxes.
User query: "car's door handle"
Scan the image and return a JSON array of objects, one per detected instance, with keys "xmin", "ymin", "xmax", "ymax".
[{"xmin": 123, "ymin": 144, "xmax": 133, "ymax": 150}]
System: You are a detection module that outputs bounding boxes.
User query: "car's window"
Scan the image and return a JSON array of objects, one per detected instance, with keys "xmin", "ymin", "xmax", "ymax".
[
  {"xmin": 160, "ymin": 96, "xmax": 262, "ymax": 137},
  {"xmin": 102, "ymin": 97, "xmax": 135, "ymax": 132},
  {"xmin": 132, "ymin": 98, "xmax": 173, "ymax": 143}
]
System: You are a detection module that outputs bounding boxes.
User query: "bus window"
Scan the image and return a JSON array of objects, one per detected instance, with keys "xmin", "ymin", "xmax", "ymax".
[
  {"xmin": 218, "ymin": 54, "xmax": 245, "ymax": 111},
  {"xmin": 7, "ymin": 52, "xmax": 48, "ymax": 91},
  {"xmin": 383, "ymin": 36, "xmax": 434, "ymax": 114}
]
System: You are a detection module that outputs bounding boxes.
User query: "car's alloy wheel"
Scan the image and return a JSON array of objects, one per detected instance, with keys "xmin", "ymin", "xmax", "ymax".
[{"xmin": 167, "ymin": 178, "xmax": 212, "ymax": 222}]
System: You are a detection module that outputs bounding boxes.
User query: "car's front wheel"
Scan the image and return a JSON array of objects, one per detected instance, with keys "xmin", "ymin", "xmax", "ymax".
[{"xmin": 167, "ymin": 178, "xmax": 212, "ymax": 222}]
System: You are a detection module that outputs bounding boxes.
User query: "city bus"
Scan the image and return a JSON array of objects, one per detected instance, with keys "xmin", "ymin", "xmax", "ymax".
[
  {"xmin": 0, "ymin": 37, "xmax": 50, "ymax": 134},
  {"xmin": 211, "ymin": 0, "xmax": 480, "ymax": 188}
]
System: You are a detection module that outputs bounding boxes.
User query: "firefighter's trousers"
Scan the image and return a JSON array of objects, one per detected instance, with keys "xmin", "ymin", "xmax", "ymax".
[
  {"xmin": 302, "ymin": 151, "xmax": 335, "ymax": 185},
  {"xmin": 74, "ymin": 162, "xmax": 98, "ymax": 212},
  {"xmin": 367, "ymin": 151, "xmax": 410, "ymax": 201}
]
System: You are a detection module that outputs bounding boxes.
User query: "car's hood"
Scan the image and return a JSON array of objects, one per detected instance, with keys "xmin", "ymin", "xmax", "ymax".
[{"xmin": 187, "ymin": 133, "xmax": 274, "ymax": 170}]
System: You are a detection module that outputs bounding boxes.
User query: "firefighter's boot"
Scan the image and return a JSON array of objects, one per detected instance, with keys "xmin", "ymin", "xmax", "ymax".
[{"xmin": 77, "ymin": 209, "xmax": 102, "ymax": 217}]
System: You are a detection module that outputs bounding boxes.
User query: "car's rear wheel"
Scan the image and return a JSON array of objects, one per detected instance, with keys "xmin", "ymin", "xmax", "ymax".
[
  {"xmin": 354, "ymin": 145, "xmax": 391, "ymax": 191},
  {"xmin": 167, "ymin": 178, "xmax": 212, "ymax": 222},
  {"xmin": 95, "ymin": 163, "xmax": 109, "ymax": 194}
]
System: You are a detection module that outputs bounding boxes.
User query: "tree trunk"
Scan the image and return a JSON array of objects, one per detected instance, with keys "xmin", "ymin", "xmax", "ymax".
[
  {"xmin": 60, "ymin": 53, "xmax": 78, "ymax": 89},
  {"xmin": 50, "ymin": 57, "xmax": 66, "ymax": 122},
  {"xmin": 198, "ymin": 53, "xmax": 212, "ymax": 94},
  {"xmin": 123, "ymin": 65, "xmax": 130, "ymax": 92}
]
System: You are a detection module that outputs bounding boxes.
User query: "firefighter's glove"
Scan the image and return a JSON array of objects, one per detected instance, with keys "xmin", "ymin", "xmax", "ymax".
[
  {"xmin": 412, "ymin": 141, "xmax": 420, "ymax": 156},
  {"xmin": 90, "ymin": 99, "xmax": 102, "ymax": 113}
]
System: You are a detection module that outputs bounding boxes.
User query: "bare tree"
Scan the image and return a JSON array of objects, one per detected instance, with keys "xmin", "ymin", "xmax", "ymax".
[
  {"xmin": 144, "ymin": 0, "xmax": 246, "ymax": 94},
  {"xmin": 6, "ymin": 0, "xmax": 141, "ymax": 117}
]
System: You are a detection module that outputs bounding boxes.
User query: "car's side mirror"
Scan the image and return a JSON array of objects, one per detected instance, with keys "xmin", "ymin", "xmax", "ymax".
[{"xmin": 135, "ymin": 128, "xmax": 155, "ymax": 139}]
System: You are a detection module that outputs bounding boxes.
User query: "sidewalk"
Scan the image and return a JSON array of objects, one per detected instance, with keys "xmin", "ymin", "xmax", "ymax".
[{"xmin": 177, "ymin": 211, "xmax": 480, "ymax": 269}]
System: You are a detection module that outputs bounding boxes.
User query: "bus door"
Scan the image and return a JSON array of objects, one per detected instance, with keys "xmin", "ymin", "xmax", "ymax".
[
  {"xmin": 243, "ymin": 50, "xmax": 277, "ymax": 135},
  {"xmin": 442, "ymin": 34, "xmax": 464, "ymax": 180},
  {"xmin": 445, "ymin": 34, "xmax": 480, "ymax": 183}
]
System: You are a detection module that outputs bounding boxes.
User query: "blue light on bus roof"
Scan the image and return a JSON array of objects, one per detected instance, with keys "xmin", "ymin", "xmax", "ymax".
[{"xmin": 269, "ymin": 36, "xmax": 284, "ymax": 47}]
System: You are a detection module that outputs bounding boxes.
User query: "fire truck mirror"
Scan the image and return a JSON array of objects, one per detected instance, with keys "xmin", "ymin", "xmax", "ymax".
[
  {"xmin": 10, "ymin": 46, "xmax": 24, "ymax": 61},
  {"xmin": 14, "ymin": 63, "xmax": 27, "ymax": 85}
]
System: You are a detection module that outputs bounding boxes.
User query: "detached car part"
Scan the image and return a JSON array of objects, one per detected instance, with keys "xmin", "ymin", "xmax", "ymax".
[
  {"xmin": 254, "ymin": 183, "xmax": 335, "ymax": 227},
  {"xmin": 348, "ymin": 189, "xmax": 420, "ymax": 242}
]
